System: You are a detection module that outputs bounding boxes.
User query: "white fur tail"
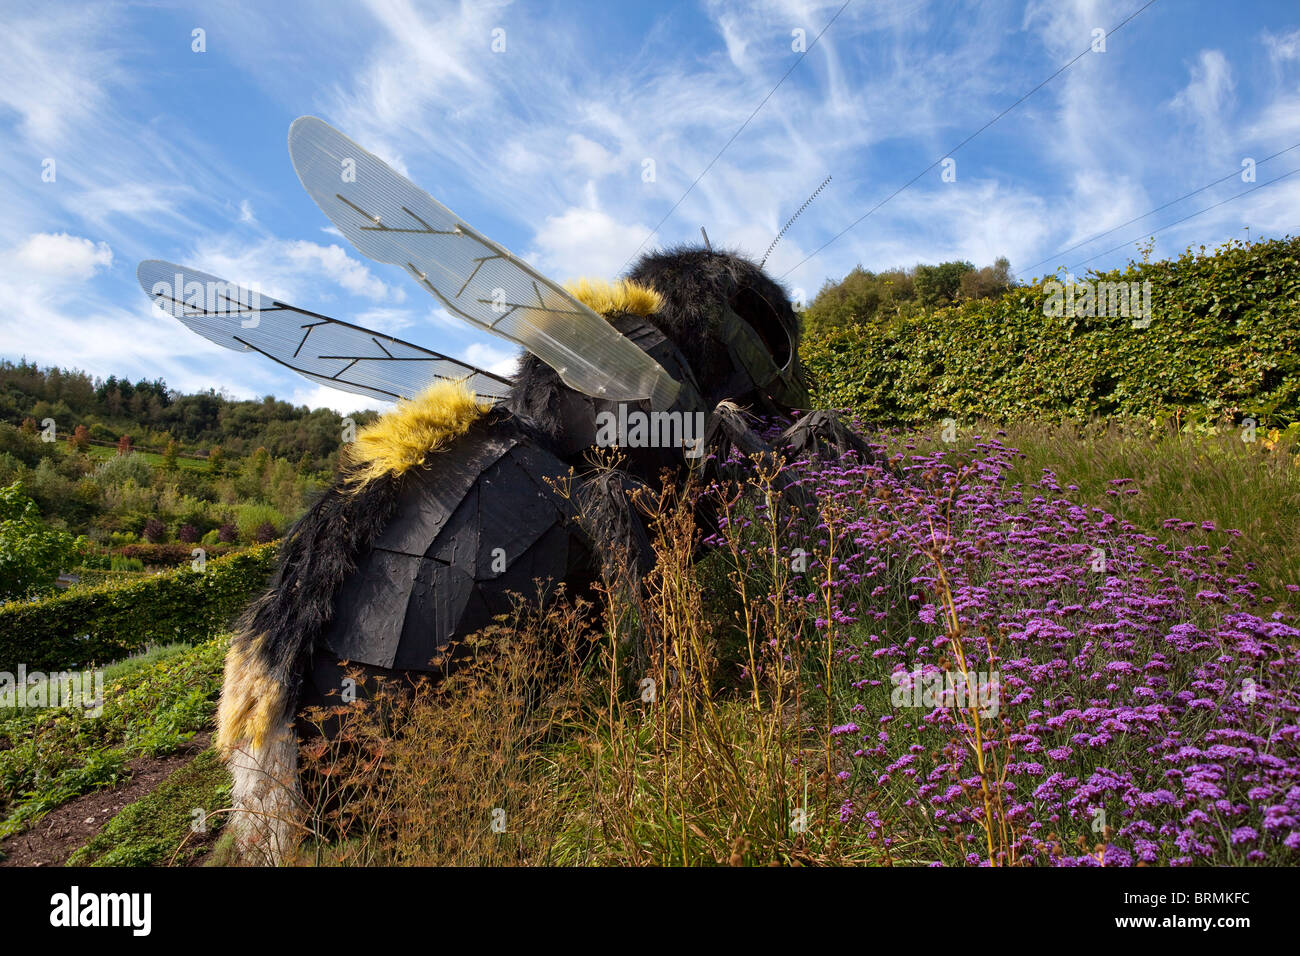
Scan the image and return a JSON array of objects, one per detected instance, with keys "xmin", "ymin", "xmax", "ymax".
[{"xmin": 216, "ymin": 632, "xmax": 304, "ymax": 864}]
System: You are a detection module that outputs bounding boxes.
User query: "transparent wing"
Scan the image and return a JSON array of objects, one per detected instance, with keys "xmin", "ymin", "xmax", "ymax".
[
  {"xmin": 137, "ymin": 259, "xmax": 515, "ymax": 405},
  {"xmin": 288, "ymin": 115, "xmax": 680, "ymax": 409}
]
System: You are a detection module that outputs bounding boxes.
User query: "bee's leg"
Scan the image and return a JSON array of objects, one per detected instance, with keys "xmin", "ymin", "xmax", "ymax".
[
  {"xmin": 702, "ymin": 401, "xmax": 816, "ymax": 512},
  {"xmin": 777, "ymin": 408, "xmax": 877, "ymax": 464},
  {"xmin": 574, "ymin": 469, "xmax": 659, "ymax": 677}
]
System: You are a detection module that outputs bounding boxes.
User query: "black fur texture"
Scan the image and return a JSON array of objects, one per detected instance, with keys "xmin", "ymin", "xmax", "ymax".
[{"xmin": 235, "ymin": 247, "xmax": 826, "ymax": 743}]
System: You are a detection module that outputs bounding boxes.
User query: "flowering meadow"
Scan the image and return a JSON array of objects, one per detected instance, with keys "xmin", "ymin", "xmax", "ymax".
[
  {"xmin": 134, "ymin": 420, "xmax": 1297, "ymax": 868},
  {"xmin": 723, "ymin": 428, "xmax": 1300, "ymax": 866}
]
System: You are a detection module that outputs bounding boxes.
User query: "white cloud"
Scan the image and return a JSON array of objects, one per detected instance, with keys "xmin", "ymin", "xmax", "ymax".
[
  {"xmin": 186, "ymin": 235, "xmax": 407, "ymax": 306},
  {"xmin": 716, "ymin": 13, "xmax": 751, "ymax": 71},
  {"xmin": 566, "ymin": 134, "xmax": 622, "ymax": 177},
  {"xmin": 463, "ymin": 341, "xmax": 521, "ymax": 377},
  {"xmin": 1263, "ymin": 28, "xmax": 1300, "ymax": 65},
  {"xmin": 289, "ymin": 383, "xmax": 388, "ymax": 416},
  {"xmin": 526, "ymin": 206, "xmax": 654, "ymax": 279},
  {"xmin": 351, "ymin": 307, "xmax": 417, "ymax": 335},
  {"xmin": 0, "ymin": 8, "xmax": 121, "ymax": 147},
  {"xmin": 13, "ymin": 232, "xmax": 112, "ymax": 280},
  {"xmin": 1170, "ymin": 50, "xmax": 1235, "ymax": 142}
]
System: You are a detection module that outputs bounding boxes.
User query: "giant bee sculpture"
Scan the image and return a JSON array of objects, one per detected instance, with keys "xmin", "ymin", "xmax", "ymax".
[{"xmin": 138, "ymin": 117, "xmax": 870, "ymax": 862}]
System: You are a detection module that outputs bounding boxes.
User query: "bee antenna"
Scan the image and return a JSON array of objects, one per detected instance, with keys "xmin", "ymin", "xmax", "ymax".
[{"xmin": 760, "ymin": 174, "xmax": 831, "ymax": 269}]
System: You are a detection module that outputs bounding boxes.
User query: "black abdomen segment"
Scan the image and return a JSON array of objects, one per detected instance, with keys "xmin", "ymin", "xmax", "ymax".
[{"xmin": 319, "ymin": 419, "xmax": 599, "ymax": 674}]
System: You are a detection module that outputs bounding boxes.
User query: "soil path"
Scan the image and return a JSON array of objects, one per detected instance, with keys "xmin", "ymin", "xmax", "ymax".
[{"xmin": 0, "ymin": 732, "xmax": 211, "ymax": 867}]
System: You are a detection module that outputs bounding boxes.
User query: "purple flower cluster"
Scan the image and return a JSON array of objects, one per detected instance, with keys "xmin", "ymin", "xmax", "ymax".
[{"xmin": 712, "ymin": 433, "xmax": 1300, "ymax": 866}]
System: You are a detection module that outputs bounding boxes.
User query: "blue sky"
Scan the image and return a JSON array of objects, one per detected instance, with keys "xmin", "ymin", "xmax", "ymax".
[{"xmin": 2, "ymin": 0, "xmax": 1298, "ymax": 414}]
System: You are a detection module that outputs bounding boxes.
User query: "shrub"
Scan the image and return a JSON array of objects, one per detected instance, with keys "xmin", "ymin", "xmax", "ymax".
[
  {"xmin": 0, "ymin": 543, "xmax": 278, "ymax": 671},
  {"xmin": 116, "ymin": 542, "xmax": 236, "ymax": 566},
  {"xmin": 801, "ymin": 236, "xmax": 1300, "ymax": 429},
  {"xmin": 88, "ymin": 423, "xmax": 116, "ymax": 443},
  {"xmin": 93, "ymin": 452, "xmax": 152, "ymax": 489},
  {"xmin": 142, "ymin": 517, "xmax": 167, "ymax": 543},
  {"xmin": 234, "ymin": 502, "xmax": 282, "ymax": 544},
  {"xmin": 0, "ymin": 481, "xmax": 83, "ymax": 602}
]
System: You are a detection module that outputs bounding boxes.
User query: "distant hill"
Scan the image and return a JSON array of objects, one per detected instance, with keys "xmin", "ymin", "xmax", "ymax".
[{"xmin": 0, "ymin": 361, "xmax": 382, "ymax": 469}]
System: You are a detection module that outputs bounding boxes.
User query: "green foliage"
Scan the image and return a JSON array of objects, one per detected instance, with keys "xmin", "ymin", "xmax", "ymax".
[
  {"xmin": 92, "ymin": 451, "xmax": 152, "ymax": 489},
  {"xmin": 0, "ymin": 638, "xmax": 226, "ymax": 839},
  {"xmin": 0, "ymin": 481, "xmax": 83, "ymax": 601},
  {"xmin": 801, "ymin": 236, "xmax": 1300, "ymax": 428},
  {"xmin": 0, "ymin": 543, "xmax": 277, "ymax": 671},
  {"xmin": 0, "ymin": 359, "xmax": 376, "ymax": 470},
  {"xmin": 67, "ymin": 748, "xmax": 231, "ymax": 866},
  {"xmin": 234, "ymin": 501, "xmax": 285, "ymax": 543},
  {"xmin": 801, "ymin": 256, "xmax": 1013, "ymax": 335},
  {"xmin": 914, "ymin": 259, "xmax": 975, "ymax": 309}
]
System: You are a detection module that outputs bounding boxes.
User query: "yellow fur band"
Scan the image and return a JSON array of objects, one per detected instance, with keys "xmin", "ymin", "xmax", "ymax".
[
  {"xmin": 216, "ymin": 632, "xmax": 285, "ymax": 752},
  {"xmin": 334, "ymin": 277, "xmax": 661, "ymax": 490},
  {"xmin": 344, "ymin": 379, "xmax": 489, "ymax": 490},
  {"xmin": 564, "ymin": 277, "xmax": 663, "ymax": 317}
]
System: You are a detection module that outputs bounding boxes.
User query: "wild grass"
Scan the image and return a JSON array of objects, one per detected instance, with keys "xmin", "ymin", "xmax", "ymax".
[
  {"xmin": 283, "ymin": 422, "xmax": 1298, "ymax": 867},
  {"xmin": 963, "ymin": 419, "xmax": 1300, "ymax": 604},
  {"xmin": 0, "ymin": 638, "xmax": 224, "ymax": 839},
  {"xmin": 22, "ymin": 420, "xmax": 1293, "ymax": 867}
]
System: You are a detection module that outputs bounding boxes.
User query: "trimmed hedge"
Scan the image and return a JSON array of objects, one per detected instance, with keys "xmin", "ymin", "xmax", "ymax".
[
  {"xmin": 801, "ymin": 237, "xmax": 1300, "ymax": 428},
  {"xmin": 0, "ymin": 543, "xmax": 277, "ymax": 671},
  {"xmin": 115, "ymin": 542, "xmax": 240, "ymax": 566}
]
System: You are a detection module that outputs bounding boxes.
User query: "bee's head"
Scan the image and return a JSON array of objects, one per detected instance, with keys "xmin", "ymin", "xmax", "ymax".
[{"xmin": 626, "ymin": 246, "xmax": 809, "ymax": 416}]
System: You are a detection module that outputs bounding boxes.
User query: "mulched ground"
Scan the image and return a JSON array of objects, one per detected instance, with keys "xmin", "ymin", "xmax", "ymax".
[{"xmin": 0, "ymin": 732, "xmax": 212, "ymax": 867}]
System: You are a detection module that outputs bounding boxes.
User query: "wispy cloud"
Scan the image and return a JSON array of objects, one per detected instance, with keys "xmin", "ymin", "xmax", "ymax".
[{"xmin": 3, "ymin": 0, "xmax": 1298, "ymax": 408}]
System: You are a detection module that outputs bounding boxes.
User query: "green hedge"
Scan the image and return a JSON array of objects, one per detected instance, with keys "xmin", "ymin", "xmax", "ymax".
[
  {"xmin": 801, "ymin": 236, "xmax": 1300, "ymax": 428},
  {"xmin": 0, "ymin": 543, "xmax": 277, "ymax": 671}
]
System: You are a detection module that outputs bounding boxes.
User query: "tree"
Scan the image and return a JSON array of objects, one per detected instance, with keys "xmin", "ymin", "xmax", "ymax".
[
  {"xmin": 162, "ymin": 439, "xmax": 179, "ymax": 471},
  {"xmin": 67, "ymin": 424, "xmax": 90, "ymax": 452},
  {"xmin": 208, "ymin": 444, "xmax": 224, "ymax": 476},
  {"xmin": 116, "ymin": 434, "xmax": 133, "ymax": 456},
  {"xmin": 914, "ymin": 260, "xmax": 975, "ymax": 310},
  {"xmin": 0, "ymin": 481, "xmax": 82, "ymax": 601},
  {"xmin": 957, "ymin": 257, "xmax": 1013, "ymax": 301},
  {"xmin": 801, "ymin": 255, "xmax": 1016, "ymax": 335}
]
